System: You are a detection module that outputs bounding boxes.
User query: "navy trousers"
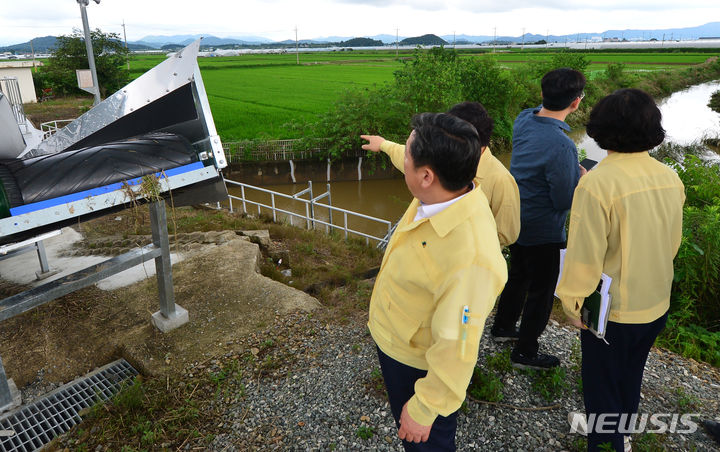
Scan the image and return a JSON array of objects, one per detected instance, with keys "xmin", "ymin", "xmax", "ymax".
[
  {"xmin": 581, "ymin": 312, "xmax": 668, "ymax": 452},
  {"xmin": 376, "ymin": 346, "xmax": 458, "ymax": 452},
  {"xmin": 493, "ymin": 242, "xmax": 563, "ymax": 356}
]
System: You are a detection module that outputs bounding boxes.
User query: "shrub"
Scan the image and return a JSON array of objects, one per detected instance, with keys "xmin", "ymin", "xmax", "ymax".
[
  {"xmin": 468, "ymin": 366, "xmax": 504, "ymax": 402},
  {"xmin": 709, "ymin": 90, "xmax": 720, "ymax": 113},
  {"xmin": 649, "ymin": 150, "xmax": 720, "ymax": 367}
]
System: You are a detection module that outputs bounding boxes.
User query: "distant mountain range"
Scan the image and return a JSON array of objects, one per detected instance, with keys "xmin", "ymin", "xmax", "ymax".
[{"xmin": 2, "ymin": 22, "xmax": 719, "ymax": 53}]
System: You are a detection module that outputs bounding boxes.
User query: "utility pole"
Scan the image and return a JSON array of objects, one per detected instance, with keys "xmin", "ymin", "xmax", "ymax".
[
  {"xmin": 521, "ymin": 27, "xmax": 525, "ymax": 50},
  {"xmin": 395, "ymin": 28, "xmax": 399, "ymax": 58},
  {"xmin": 122, "ymin": 19, "xmax": 129, "ymax": 70},
  {"xmin": 493, "ymin": 27, "xmax": 496, "ymax": 53},
  {"xmin": 453, "ymin": 31, "xmax": 456, "ymax": 49},
  {"xmin": 77, "ymin": 0, "xmax": 101, "ymax": 106},
  {"xmin": 295, "ymin": 26, "xmax": 299, "ymax": 65},
  {"xmin": 546, "ymin": 29, "xmax": 549, "ymax": 48}
]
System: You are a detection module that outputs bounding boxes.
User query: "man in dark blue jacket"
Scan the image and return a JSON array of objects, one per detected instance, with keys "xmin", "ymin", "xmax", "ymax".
[{"xmin": 491, "ymin": 68, "xmax": 586, "ymax": 369}]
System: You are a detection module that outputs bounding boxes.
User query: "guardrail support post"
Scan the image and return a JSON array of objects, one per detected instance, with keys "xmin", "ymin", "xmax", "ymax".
[
  {"xmin": 308, "ymin": 181, "xmax": 315, "ymax": 229},
  {"xmin": 149, "ymin": 200, "xmax": 188, "ymax": 333},
  {"xmin": 0, "ymin": 355, "xmax": 21, "ymax": 413},
  {"xmin": 326, "ymin": 183, "xmax": 333, "ymax": 233}
]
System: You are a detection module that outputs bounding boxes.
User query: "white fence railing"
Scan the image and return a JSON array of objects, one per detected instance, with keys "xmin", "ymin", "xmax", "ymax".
[
  {"xmin": 224, "ymin": 179, "xmax": 392, "ymax": 246},
  {"xmin": 40, "ymin": 119, "xmax": 74, "ymax": 140},
  {"xmin": 0, "ymin": 77, "xmax": 26, "ymax": 129}
]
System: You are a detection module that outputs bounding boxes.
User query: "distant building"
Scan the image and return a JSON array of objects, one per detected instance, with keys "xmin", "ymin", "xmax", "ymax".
[{"xmin": 0, "ymin": 60, "xmax": 41, "ymax": 103}]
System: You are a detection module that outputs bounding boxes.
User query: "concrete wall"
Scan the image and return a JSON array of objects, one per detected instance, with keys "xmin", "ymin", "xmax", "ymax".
[
  {"xmin": 0, "ymin": 62, "xmax": 39, "ymax": 103},
  {"xmin": 224, "ymin": 156, "xmax": 402, "ymax": 185}
]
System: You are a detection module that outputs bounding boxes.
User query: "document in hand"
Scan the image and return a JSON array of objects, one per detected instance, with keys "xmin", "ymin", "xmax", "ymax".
[
  {"xmin": 581, "ymin": 273, "xmax": 612, "ymax": 339},
  {"xmin": 555, "ymin": 249, "xmax": 613, "ymax": 340}
]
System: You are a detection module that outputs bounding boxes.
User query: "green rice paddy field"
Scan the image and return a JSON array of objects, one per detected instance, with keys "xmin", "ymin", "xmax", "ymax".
[{"xmin": 128, "ymin": 50, "xmax": 718, "ymax": 140}]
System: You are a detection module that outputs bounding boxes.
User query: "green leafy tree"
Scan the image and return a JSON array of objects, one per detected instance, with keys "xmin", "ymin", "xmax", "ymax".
[
  {"xmin": 36, "ymin": 28, "xmax": 130, "ymax": 98},
  {"xmin": 392, "ymin": 47, "xmax": 464, "ymax": 113},
  {"xmin": 459, "ymin": 57, "xmax": 527, "ymax": 146},
  {"xmin": 308, "ymin": 46, "xmax": 533, "ymax": 158}
]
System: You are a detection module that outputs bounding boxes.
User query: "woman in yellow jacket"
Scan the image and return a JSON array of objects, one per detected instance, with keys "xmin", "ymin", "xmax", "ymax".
[{"xmin": 556, "ymin": 89, "xmax": 685, "ymax": 452}]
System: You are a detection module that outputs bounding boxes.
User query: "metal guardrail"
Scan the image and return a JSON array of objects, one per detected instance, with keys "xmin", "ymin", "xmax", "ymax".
[{"xmin": 224, "ymin": 179, "xmax": 392, "ymax": 246}]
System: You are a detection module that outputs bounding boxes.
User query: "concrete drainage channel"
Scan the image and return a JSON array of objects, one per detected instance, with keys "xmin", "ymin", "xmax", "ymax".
[{"xmin": 0, "ymin": 359, "xmax": 138, "ymax": 451}]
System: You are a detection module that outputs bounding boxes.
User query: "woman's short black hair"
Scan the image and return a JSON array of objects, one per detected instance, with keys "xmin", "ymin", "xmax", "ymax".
[
  {"xmin": 447, "ymin": 101, "xmax": 494, "ymax": 148},
  {"xmin": 541, "ymin": 68, "xmax": 586, "ymax": 111},
  {"xmin": 410, "ymin": 112, "xmax": 481, "ymax": 192},
  {"xmin": 586, "ymin": 88, "xmax": 665, "ymax": 153}
]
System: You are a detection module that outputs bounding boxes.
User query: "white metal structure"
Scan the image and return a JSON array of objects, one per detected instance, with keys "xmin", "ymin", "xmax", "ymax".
[{"xmin": 225, "ymin": 179, "xmax": 392, "ymax": 246}]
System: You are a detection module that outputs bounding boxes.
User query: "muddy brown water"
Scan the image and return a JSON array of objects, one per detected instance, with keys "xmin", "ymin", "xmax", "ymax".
[{"xmin": 228, "ymin": 81, "xmax": 720, "ymax": 241}]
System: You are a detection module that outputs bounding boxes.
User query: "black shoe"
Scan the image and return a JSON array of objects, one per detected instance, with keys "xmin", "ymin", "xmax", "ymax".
[
  {"xmin": 703, "ymin": 420, "xmax": 720, "ymax": 444},
  {"xmin": 511, "ymin": 349, "xmax": 560, "ymax": 370},
  {"xmin": 491, "ymin": 326, "xmax": 520, "ymax": 343}
]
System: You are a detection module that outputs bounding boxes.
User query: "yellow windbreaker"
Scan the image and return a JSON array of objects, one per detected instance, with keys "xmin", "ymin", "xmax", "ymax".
[
  {"xmin": 368, "ymin": 185, "xmax": 508, "ymax": 425},
  {"xmin": 557, "ymin": 151, "xmax": 685, "ymax": 324}
]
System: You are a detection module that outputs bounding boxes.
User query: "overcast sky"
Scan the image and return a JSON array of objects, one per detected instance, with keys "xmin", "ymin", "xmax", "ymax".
[{"xmin": 1, "ymin": 0, "xmax": 718, "ymax": 46}]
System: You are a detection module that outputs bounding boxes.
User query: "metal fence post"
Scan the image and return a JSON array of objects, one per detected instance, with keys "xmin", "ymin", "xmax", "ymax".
[
  {"xmin": 308, "ymin": 181, "xmax": 315, "ymax": 229},
  {"xmin": 35, "ymin": 240, "xmax": 51, "ymax": 274},
  {"xmin": 241, "ymin": 185, "xmax": 247, "ymax": 213},
  {"xmin": 271, "ymin": 193, "xmax": 277, "ymax": 222},
  {"xmin": 0, "ymin": 355, "xmax": 20, "ymax": 412},
  {"xmin": 149, "ymin": 200, "xmax": 188, "ymax": 332},
  {"xmin": 326, "ymin": 183, "xmax": 333, "ymax": 234}
]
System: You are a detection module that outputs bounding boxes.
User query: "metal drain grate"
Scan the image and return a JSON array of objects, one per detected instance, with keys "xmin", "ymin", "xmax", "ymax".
[{"xmin": 0, "ymin": 359, "xmax": 138, "ymax": 452}]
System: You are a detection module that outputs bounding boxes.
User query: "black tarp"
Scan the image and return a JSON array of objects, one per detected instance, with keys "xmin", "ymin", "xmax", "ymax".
[{"xmin": 0, "ymin": 132, "xmax": 198, "ymax": 206}]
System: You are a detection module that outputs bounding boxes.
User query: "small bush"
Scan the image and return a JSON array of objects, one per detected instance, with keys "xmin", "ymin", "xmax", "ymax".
[
  {"xmin": 530, "ymin": 367, "xmax": 568, "ymax": 402},
  {"xmin": 486, "ymin": 348, "xmax": 513, "ymax": 374},
  {"xmin": 707, "ymin": 90, "xmax": 720, "ymax": 113},
  {"xmin": 356, "ymin": 426, "xmax": 375, "ymax": 440},
  {"xmin": 468, "ymin": 366, "xmax": 504, "ymax": 402}
]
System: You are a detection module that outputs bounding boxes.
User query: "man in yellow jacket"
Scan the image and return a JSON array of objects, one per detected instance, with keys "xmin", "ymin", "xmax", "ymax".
[
  {"xmin": 364, "ymin": 113, "xmax": 508, "ymax": 450},
  {"xmin": 361, "ymin": 101, "xmax": 520, "ymax": 247}
]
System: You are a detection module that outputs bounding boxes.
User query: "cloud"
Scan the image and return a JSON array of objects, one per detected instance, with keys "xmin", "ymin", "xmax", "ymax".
[
  {"xmin": 2, "ymin": 1, "xmax": 76, "ymax": 21},
  {"xmin": 336, "ymin": 0, "xmax": 719, "ymax": 13}
]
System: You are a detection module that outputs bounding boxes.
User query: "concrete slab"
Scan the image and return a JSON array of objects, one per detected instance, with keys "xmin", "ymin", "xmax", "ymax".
[
  {"xmin": 151, "ymin": 305, "xmax": 189, "ymax": 333},
  {"xmin": 0, "ymin": 227, "xmax": 184, "ymax": 291}
]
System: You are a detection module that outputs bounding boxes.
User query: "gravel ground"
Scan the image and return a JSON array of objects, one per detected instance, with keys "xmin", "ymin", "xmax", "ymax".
[{"xmin": 205, "ymin": 312, "xmax": 720, "ymax": 451}]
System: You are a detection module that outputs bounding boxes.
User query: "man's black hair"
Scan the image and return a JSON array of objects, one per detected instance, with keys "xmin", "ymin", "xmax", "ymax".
[
  {"xmin": 586, "ymin": 88, "xmax": 665, "ymax": 153},
  {"xmin": 541, "ymin": 68, "xmax": 586, "ymax": 111},
  {"xmin": 447, "ymin": 101, "xmax": 494, "ymax": 148},
  {"xmin": 409, "ymin": 112, "xmax": 481, "ymax": 192}
]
